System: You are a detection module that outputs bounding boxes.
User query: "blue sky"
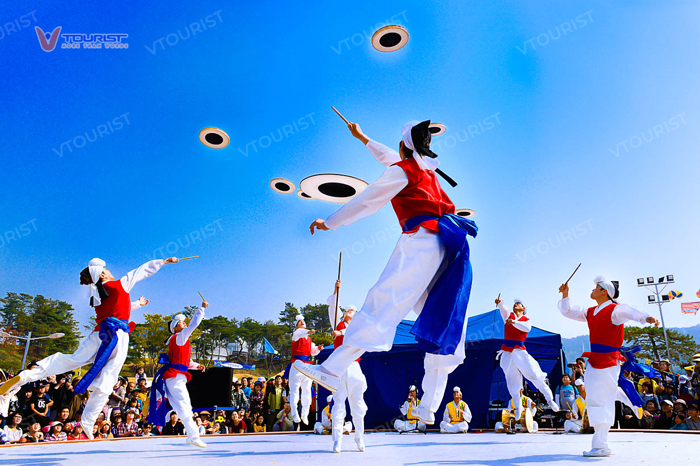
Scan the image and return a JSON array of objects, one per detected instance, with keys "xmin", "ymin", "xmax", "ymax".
[{"xmin": 1, "ymin": 1, "xmax": 699, "ymax": 339}]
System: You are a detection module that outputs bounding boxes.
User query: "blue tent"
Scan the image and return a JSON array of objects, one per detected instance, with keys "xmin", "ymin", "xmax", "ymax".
[{"xmin": 316, "ymin": 309, "xmax": 565, "ymax": 429}]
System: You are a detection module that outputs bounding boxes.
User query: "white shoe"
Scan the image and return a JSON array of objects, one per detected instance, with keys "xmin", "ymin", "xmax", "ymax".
[
  {"xmin": 583, "ymin": 448, "xmax": 611, "ymax": 457},
  {"xmin": 302, "ymin": 415, "xmax": 309, "ymax": 425},
  {"xmin": 411, "ymin": 407, "xmax": 435, "ymax": 425},
  {"xmin": 515, "ymin": 404, "xmax": 523, "ymax": 422},
  {"xmin": 0, "ymin": 374, "xmax": 23, "ymax": 396},
  {"xmin": 292, "ymin": 361, "xmax": 340, "ymax": 392},
  {"xmin": 548, "ymin": 400, "xmax": 560, "ymax": 412},
  {"xmin": 83, "ymin": 423, "xmax": 94, "ymax": 440},
  {"xmin": 293, "ymin": 414, "xmax": 301, "ymax": 424},
  {"xmin": 332, "ymin": 440, "xmax": 342, "ymax": 453},
  {"xmin": 187, "ymin": 438, "xmax": 207, "ymax": 448},
  {"xmin": 355, "ymin": 437, "xmax": 365, "ymax": 452}
]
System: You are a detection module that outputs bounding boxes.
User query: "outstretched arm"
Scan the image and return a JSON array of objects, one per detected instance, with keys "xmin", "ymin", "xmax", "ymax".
[
  {"xmin": 130, "ymin": 296, "xmax": 149, "ymax": 311},
  {"xmin": 557, "ymin": 284, "xmax": 587, "ymax": 322},
  {"xmin": 176, "ymin": 302, "xmax": 207, "ymax": 346},
  {"xmin": 612, "ymin": 304, "xmax": 659, "ymax": 326},
  {"xmin": 121, "ymin": 258, "xmax": 177, "ymax": 293}
]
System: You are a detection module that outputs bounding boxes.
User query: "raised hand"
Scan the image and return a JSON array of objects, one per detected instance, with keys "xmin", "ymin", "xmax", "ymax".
[
  {"xmin": 310, "ymin": 219, "xmax": 329, "ymax": 235},
  {"xmin": 138, "ymin": 296, "xmax": 150, "ymax": 306},
  {"xmin": 164, "ymin": 257, "xmax": 179, "ymax": 264}
]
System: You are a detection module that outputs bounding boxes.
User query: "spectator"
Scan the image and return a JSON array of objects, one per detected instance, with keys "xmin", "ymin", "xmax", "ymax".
[
  {"xmin": 572, "ymin": 358, "xmax": 586, "ymax": 382},
  {"xmin": 133, "ymin": 379, "xmax": 149, "ymax": 405},
  {"xmin": 107, "ymin": 379, "xmax": 126, "ymax": 416},
  {"xmin": 640, "ymin": 401, "xmax": 658, "ymax": 429},
  {"xmin": 44, "ymin": 421, "xmax": 67, "ymax": 441},
  {"xmin": 126, "ymin": 398, "xmax": 142, "ymax": 416},
  {"xmin": 227, "ymin": 411, "xmax": 247, "ymax": 434},
  {"xmin": 28, "ymin": 382, "xmax": 53, "ymax": 427},
  {"xmin": 670, "ymin": 413, "xmax": 689, "ymax": 430},
  {"xmin": 273, "ymin": 403, "xmax": 294, "ymax": 432},
  {"xmin": 68, "ymin": 424, "xmax": 88, "ymax": 440},
  {"xmin": 140, "ymin": 423, "xmax": 156, "ymax": 437},
  {"xmin": 195, "ymin": 417, "xmax": 206, "ymax": 436},
  {"xmin": 55, "ymin": 407, "xmax": 71, "ymax": 425},
  {"xmin": 232, "ymin": 379, "xmax": 249, "ymax": 410},
  {"xmin": 66, "ymin": 378, "xmax": 87, "ymax": 421},
  {"xmin": 686, "ymin": 403, "xmax": 700, "ymax": 430},
  {"xmin": 212, "ymin": 421, "xmax": 227, "ymax": 434},
  {"xmin": 615, "ymin": 400, "xmax": 640, "ymax": 429},
  {"xmin": 249, "ymin": 381, "xmax": 265, "ymax": 414},
  {"xmin": 267, "ymin": 377, "xmax": 287, "ymax": 430},
  {"xmin": 117, "ymin": 410, "xmax": 139, "ymax": 437},
  {"xmin": 97, "ymin": 421, "xmax": 113, "ymax": 439},
  {"xmin": 679, "ymin": 371, "xmax": 694, "ymax": 398},
  {"xmin": 135, "ymin": 367, "xmax": 147, "ymax": 385},
  {"xmin": 252, "ymin": 413, "xmax": 266, "ymax": 433},
  {"xmin": 2, "ymin": 412, "xmax": 23, "ymax": 444},
  {"xmin": 673, "ymin": 399, "xmax": 688, "ymax": 417},
  {"xmin": 162, "ymin": 411, "xmax": 185, "ymax": 436},
  {"xmin": 555, "ymin": 374, "xmax": 578, "ymax": 413},
  {"xmin": 198, "ymin": 411, "xmax": 212, "ymax": 432},
  {"xmin": 639, "ymin": 382, "xmax": 659, "ymax": 409},
  {"xmin": 125, "ymin": 381, "xmax": 137, "ymax": 401},
  {"xmin": 658, "ymin": 384, "xmax": 677, "ymax": 405},
  {"xmin": 48, "ymin": 374, "xmax": 72, "ymax": 416},
  {"xmin": 242, "ymin": 378, "xmax": 252, "ymax": 399},
  {"xmin": 20, "ymin": 421, "xmax": 44, "ymax": 443},
  {"xmin": 656, "ymin": 400, "xmax": 676, "ymax": 429}
]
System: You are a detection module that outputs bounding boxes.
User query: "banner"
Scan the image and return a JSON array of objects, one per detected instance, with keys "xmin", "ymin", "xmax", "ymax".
[
  {"xmin": 213, "ymin": 361, "xmax": 256, "ymax": 370},
  {"xmin": 263, "ymin": 337, "xmax": 278, "ymax": 355},
  {"xmin": 681, "ymin": 302, "xmax": 700, "ymax": 315}
]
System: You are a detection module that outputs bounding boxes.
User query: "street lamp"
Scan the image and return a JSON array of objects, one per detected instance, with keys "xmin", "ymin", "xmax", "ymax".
[
  {"xmin": 637, "ymin": 274, "xmax": 674, "ymax": 363},
  {"xmin": 0, "ymin": 331, "xmax": 65, "ymax": 369}
]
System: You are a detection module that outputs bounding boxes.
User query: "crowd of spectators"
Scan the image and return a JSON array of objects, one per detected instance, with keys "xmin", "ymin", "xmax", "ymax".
[
  {"xmin": 554, "ymin": 356, "xmax": 700, "ymax": 431},
  {"xmin": 1, "ymin": 363, "xmax": 311, "ymax": 445}
]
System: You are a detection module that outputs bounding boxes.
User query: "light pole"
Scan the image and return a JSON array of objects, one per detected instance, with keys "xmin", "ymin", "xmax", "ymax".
[
  {"xmin": 637, "ymin": 275, "xmax": 674, "ymax": 363},
  {"xmin": 0, "ymin": 330, "xmax": 65, "ymax": 369}
]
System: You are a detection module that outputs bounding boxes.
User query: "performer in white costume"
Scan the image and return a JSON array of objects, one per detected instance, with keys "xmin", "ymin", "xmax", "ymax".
[
  {"xmin": 0, "ymin": 257, "xmax": 178, "ymax": 439},
  {"xmin": 495, "ymin": 296, "xmax": 559, "ymax": 420},
  {"xmin": 559, "ymin": 276, "xmax": 659, "ymax": 457},
  {"xmin": 564, "ymin": 379, "xmax": 589, "ymax": 433},
  {"xmin": 495, "ymin": 389, "xmax": 539, "ymax": 433},
  {"xmin": 394, "ymin": 385, "xmax": 427, "ymax": 433},
  {"xmin": 439, "ymin": 387, "xmax": 471, "ymax": 433},
  {"xmin": 327, "ymin": 279, "xmax": 368, "ymax": 453},
  {"xmin": 297, "ymin": 120, "xmax": 477, "ymax": 427},
  {"xmin": 149, "ymin": 300, "xmax": 207, "ymax": 448},
  {"xmin": 289, "ymin": 316, "xmax": 323, "ymax": 425}
]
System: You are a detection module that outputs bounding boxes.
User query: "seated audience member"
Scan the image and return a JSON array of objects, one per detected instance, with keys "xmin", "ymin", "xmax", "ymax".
[
  {"xmin": 67, "ymin": 423, "xmax": 88, "ymax": 440},
  {"xmin": 639, "ymin": 382, "xmax": 659, "ymax": 409},
  {"xmin": 117, "ymin": 410, "xmax": 139, "ymax": 437},
  {"xmin": 671, "ymin": 413, "xmax": 689, "ymax": 430},
  {"xmin": 673, "ymin": 399, "xmax": 688, "ymax": 417},
  {"xmin": 656, "ymin": 400, "xmax": 676, "ymax": 429},
  {"xmin": 212, "ymin": 421, "xmax": 228, "ymax": 434},
  {"xmin": 564, "ymin": 379, "xmax": 588, "ymax": 433},
  {"xmin": 2, "ymin": 412, "xmax": 23, "ymax": 444},
  {"xmin": 20, "ymin": 421, "xmax": 44, "ymax": 443},
  {"xmin": 658, "ymin": 384, "xmax": 677, "ymax": 405},
  {"xmin": 274, "ymin": 403, "xmax": 294, "ymax": 432},
  {"xmin": 440, "ymin": 387, "xmax": 471, "ymax": 434},
  {"xmin": 107, "ymin": 379, "xmax": 126, "ymax": 416},
  {"xmin": 314, "ymin": 396, "xmax": 351, "ymax": 435},
  {"xmin": 53, "ymin": 407, "xmax": 71, "ymax": 426},
  {"xmin": 198, "ymin": 411, "xmax": 212, "ymax": 432},
  {"xmin": 496, "ymin": 388, "xmax": 538, "ymax": 433},
  {"xmin": 97, "ymin": 421, "xmax": 113, "ymax": 439},
  {"xmin": 195, "ymin": 417, "xmax": 206, "ymax": 436},
  {"xmin": 140, "ymin": 423, "xmax": 156, "ymax": 437},
  {"xmin": 555, "ymin": 374, "xmax": 578, "ymax": 414},
  {"xmin": 126, "ymin": 397, "xmax": 142, "ymax": 415},
  {"xmin": 640, "ymin": 400, "xmax": 659, "ymax": 429},
  {"xmin": 253, "ymin": 414, "xmax": 267, "ymax": 433},
  {"xmin": 228, "ymin": 411, "xmax": 247, "ymax": 434},
  {"xmin": 44, "ymin": 421, "xmax": 67, "ymax": 441},
  {"xmin": 686, "ymin": 403, "xmax": 700, "ymax": 430},
  {"xmin": 162, "ymin": 411, "xmax": 185, "ymax": 436},
  {"xmin": 572, "ymin": 358, "xmax": 586, "ymax": 382},
  {"xmin": 135, "ymin": 367, "xmax": 147, "ymax": 385},
  {"xmin": 394, "ymin": 385, "xmax": 427, "ymax": 433}
]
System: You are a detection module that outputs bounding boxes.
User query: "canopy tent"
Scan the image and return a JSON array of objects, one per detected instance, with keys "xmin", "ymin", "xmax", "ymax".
[{"xmin": 316, "ymin": 309, "xmax": 565, "ymax": 429}]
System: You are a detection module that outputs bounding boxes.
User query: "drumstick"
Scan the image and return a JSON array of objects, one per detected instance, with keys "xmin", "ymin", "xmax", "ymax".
[
  {"xmin": 178, "ymin": 256, "xmax": 199, "ymax": 261},
  {"xmin": 564, "ymin": 263, "xmax": 582, "ymax": 286},
  {"xmin": 497, "ymin": 293, "xmax": 501, "ymax": 301},
  {"xmin": 331, "ymin": 106, "xmax": 350, "ymax": 125},
  {"xmin": 198, "ymin": 291, "xmax": 205, "ymax": 301},
  {"xmin": 333, "ymin": 252, "xmax": 343, "ymax": 332}
]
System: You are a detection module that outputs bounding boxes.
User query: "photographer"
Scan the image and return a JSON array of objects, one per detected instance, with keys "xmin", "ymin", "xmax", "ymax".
[{"xmin": 571, "ymin": 358, "xmax": 586, "ymax": 383}]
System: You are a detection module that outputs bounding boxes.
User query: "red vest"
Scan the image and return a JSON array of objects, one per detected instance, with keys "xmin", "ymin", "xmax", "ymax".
[
  {"xmin": 501, "ymin": 312, "xmax": 529, "ymax": 352},
  {"xmin": 93, "ymin": 280, "xmax": 134, "ymax": 332},
  {"xmin": 164, "ymin": 334, "xmax": 192, "ymax": 382},
  {"xmin": 292, "ymin": 336, "xmax": 312, "ymax": 364},
  {"xmin": 390, "ymin": 159, "xmax": 455, "ymax": 234},
  {"xmin": 582, "ymin": 303, "xmax": 626, "ymax": 369},
  {"xmin": 334, "ymin": 321, "xmax": 360, "ymax": 362}
]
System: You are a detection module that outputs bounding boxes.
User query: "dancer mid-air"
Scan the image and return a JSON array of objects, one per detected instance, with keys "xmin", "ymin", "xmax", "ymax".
[
  {"xmin": 297, "ymin": 119, "xmax": 477, "ymax": 426},
  {"xmin": 559, "ymin": 276, "xmax": 659, "ymax": 457}
]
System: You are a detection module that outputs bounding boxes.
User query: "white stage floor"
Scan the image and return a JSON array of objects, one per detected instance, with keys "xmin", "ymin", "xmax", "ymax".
[{"xmin": 0, "ymin": 431, "xmax": 694, "ymax": 466}]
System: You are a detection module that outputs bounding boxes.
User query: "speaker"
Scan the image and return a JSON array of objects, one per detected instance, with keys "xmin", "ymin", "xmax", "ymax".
[{"xmin": 187, "ymin": 367, "xmax": 233, "ymax": 408}]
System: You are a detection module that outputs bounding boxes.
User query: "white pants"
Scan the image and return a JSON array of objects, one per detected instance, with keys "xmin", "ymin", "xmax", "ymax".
[
  {"xmin": 586, "ymin": 364, "xmax": 620, "ymax": 450},
  {"xmin": 164, "ymin": 373, "xmax": 199, "ymax": 441},
  {"xmin": 564, "ymin": 419, "xmax": 582, "ymax": 433},
  {"xmin": 19, "ymin": 329, "xmax": 129, "ymax": 432},
  {"xmin": 289, "ymin": 364, "xmax": 313, "ymax": 421},
  {"xmin": 495, "ymin": 420, "xmax": 538, "ymax": 433},
  {"xmin": 499, "ymin": 349, "xmax": 555, "ymax": 405},
  {"xmin": 394, "ymin": 419, "xmax": 427, "ymax": 432},
  {"xmin": 332, "ymin": 361, "xmax": 367, "ymax": 442},
  {"xmin": 440, "ymin": 421, "xmax": 468, "ymax": 433},
  {"xmin": 323, "ymin": 228, "xmax": 469, "ymax": 414}
]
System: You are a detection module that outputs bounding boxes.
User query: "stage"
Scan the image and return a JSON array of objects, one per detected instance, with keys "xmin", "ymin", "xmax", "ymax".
[{"xmin": 0, "ymin": 431, "xmax": 694, "ymax": 466}]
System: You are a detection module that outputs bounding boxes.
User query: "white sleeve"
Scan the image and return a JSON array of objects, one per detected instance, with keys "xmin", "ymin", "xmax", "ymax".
[
  {"xmin": 325, "ymin": 166, "xmax": 408, "ymax": 230},
  {"xmin": 120, "ymin": 260, "xmax": 165, "ymax": 293},
  {"xmin": 366, "ymin": 139, "xmax": 401, "ymax": 167},
  {"xmin": 292, "ymin": 328, "xmax": 310, "ymax": 342},
  {"xmin": 130, "ymin": 300, "xmax": 142, "ymax": 311},
  {"xmin": 399, "ymin": 401, "xmax": 409, "ymax": 416},
  {"xmin": 176, "ymin": 307, "xmax": 205, "ymax": 346},
  {"xmin": 327, "ymin": 294, "xmax": 341, "ymax": 329},
  {"xmin": 558, "ymin": 298, "xmax": 588, "ymax": 322},
  {"xmin": 512, "ymin": 318, "xmax": 532, "ymax": 333},
  {"xmin": 442, "ymin": 406, "xmax": 450, "ymax": 423},
  {"xmin": 310, "ymin": 342, "xmax": 321, "ymax": 356},
  {"xmin": 464, "ymin": 404, "xmax": 472, "ymax": 423},
  {"xmin": 497, "ymin": 301, "xmax": 510, "ymax": 321},
  {"xmin": 611, "ymin": 303, "xmax": 650, "ymax": 325}
]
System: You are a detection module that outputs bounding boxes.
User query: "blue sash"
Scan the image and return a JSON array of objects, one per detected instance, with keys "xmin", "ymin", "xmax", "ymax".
[
  {"xmin": 283, "ymin": 355, "xmax": 311, "ymax": 379},
  {"xmin": 502, "ymin": 339, "xmax": 525, "ymax": 348},
  {"xmin": 410, "ymin": 213, "xmax": 478, "ymax": 355},
  {"xmin": 590, "ymin": 343, "xmax": 619, "ymax": 353},
  {"xmin": 148, "ymin": 352, "xmax": 189, "ymax": 427},
  {"xmin": 74, "ymin": 317, "xmax": 131, "ymax": 394},
  {"xmin": 618, "ymin": 346, "xmax": 661, "ymax": 408}
]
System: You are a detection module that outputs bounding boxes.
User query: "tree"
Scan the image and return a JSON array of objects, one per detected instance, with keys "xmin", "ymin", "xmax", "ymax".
[
  {"xmin": 128, "ymin": 313, "xmax": 171, "ymax": 376},
  {"xmin": 625, "ymin": 327, "xmax": 700, "ymax": 364}
]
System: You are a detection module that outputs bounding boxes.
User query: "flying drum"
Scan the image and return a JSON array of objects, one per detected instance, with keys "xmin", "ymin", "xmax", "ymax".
[
  {"xmin": 455, "ymin": 209, "xmax": 476, "ymax": 218},
  {"xmin": 297, "ymin": 190, "xmax": 313, "ymax": 200},
  {"xmin": 270, "ymin": 178, "xmax": 295, "ymax": 194},
  {"xmin": 429, "ymin": 123, "xmax": 447, "ymax": 136},
  {"xmin": 371, "ymin": 25, "xmax": 409, "ymax": 53},
  {"xmin": 199, "ymin": 127, "xmax": 230, "ymax": 149},
  {"xmin": 300, "ymin": 174, "xmax": 368, "ymax": 204}
]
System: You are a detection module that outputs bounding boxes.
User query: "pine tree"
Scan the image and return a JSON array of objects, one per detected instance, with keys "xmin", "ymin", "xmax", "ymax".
[{"xmin": 625, "ymin": 326, "xmax": 700, "ymax": 364}]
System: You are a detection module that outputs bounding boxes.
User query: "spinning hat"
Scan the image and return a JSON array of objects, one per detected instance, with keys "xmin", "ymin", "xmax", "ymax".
[
  {"xmin": 371, "ymin": 25, "xmax": 409, "ymax": 53},
  {"xmin": 199, "ymin": 127, "xmax": 230, "ymax": 149},
  {"xmin": 270, "ymin": 178, "xmax": 295, "ymax": 194},
  {"xmin": 428, "ymin": 123, "xmax": 447, "ymax": 136},
  {"xmin": 297, "ymin": 190, "xmax": 312, "ymax": 200},
  {"xmin": 300, "ymin": 174, "xmax": 368, "ymax": 204},
  {"xmin": 455, "ymin": 208, "xmax": 476, "ymax": 218}
]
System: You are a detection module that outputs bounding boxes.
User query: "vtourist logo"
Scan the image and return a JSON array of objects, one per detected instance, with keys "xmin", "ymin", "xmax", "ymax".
[{"xmin": 35, "ymin": 26, "xmax": 128, "ymax": 52}]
